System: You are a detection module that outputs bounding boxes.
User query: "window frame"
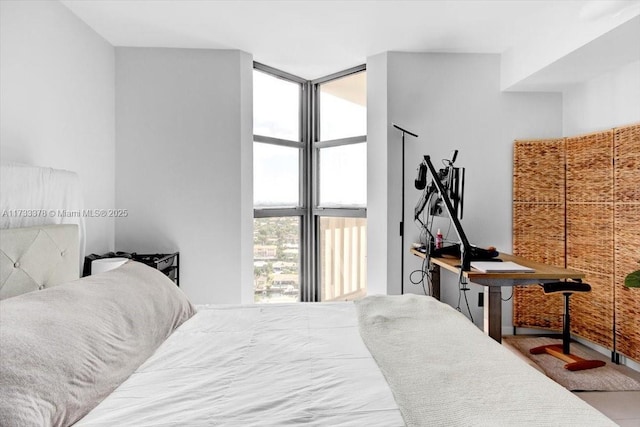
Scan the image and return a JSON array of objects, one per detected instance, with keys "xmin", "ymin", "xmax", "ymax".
[
  {"xmin": 252, "ymin": 62, "xmax": 367, "ymax": 303},
  {"xmin": 253, "ymin": 62, "xmax": 308, "ymax": 302},
  {"xmin": 311, "ymin": 65, "xmax": 367, "ymax": 302}
]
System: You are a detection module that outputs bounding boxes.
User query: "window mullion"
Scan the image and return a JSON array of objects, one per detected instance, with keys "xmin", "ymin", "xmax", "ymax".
[
  {"xmin": 254, "ymin": 134, "xmax": 305, "ymax": 149},
  {"xmin": 314, "ymin": 135, "xmax": 366, "ymax": 149}
]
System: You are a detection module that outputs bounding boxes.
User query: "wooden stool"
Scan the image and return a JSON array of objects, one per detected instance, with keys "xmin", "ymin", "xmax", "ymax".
[{"xmin": 529, "ymin": 281, "xmax": 606, "ymax": 371}]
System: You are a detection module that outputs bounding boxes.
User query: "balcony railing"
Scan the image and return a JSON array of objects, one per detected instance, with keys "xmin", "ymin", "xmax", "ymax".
[{"xmin": 320, "ymin": 217, "xmax": 367, "ymax": 301}]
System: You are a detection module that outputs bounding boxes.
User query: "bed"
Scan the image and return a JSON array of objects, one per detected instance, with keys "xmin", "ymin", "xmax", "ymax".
[{"xmin": 0, "ymin": 224, "xmax": 616, "ymax": 427}]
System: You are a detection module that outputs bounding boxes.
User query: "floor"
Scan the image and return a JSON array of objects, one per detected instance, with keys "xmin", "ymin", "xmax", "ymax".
[
  {"xmin": 575, "ymin": 391, "xmax": 640, "ymax": 427},
  {"xmin": 502, "ymin": 337, "xmax": 640, "ymax": 426}
]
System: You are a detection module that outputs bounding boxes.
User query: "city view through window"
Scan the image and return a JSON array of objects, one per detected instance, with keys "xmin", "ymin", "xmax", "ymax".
[{"xmin": 253, "ymin": 217, "xmax": 300, "ymax": 303}]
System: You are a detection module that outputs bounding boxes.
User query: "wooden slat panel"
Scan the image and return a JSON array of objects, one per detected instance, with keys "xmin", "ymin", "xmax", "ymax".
[
  {"xmin": 616, "ymin": 286, "xmax": 640, "ymax": 361},
  {"xmin": 566, "ymin": 130, "xmax": 614, "ymax": 203},
  {"xmin": 513, "ymin": 203, "xmax": 565, "ymax": 330},
  {"xmin": 513, "ymin": 125, "xmax": 639, "ymax": 355},
  {"xmin": 513, "ymin": 203, "xmax": 565, "ymax": 267},
  {"xmin": 512, "ymin": 139, "xmax": 565, "ymax": 330},
  {"xmin": 614, "ymin": 123, "xmax": 640, "ymax": 361},
  {"xmin": 566, "ymin": 131, "xmax": 614, "ymax": 349},
  {"xmin": 614, "ymin": 124, "xmax": 640, "ymax": 203},
  {"xmin": 513, "ymin": 285, "xmax": 563, "ymax": 330},
  {"xmin": 614, "ymin": 204, "xmax": 640, "ymax": 361},
  {"xmin": 513, "ymin": 139, "xmax": 565, "ymax": 203},
  {"xmin": 570, "ymin": 272, "xmax": 614, "ymax": 348},
  {"xmin": 566, "ymin": 203, "xmax": 614, "ymax": 276}
]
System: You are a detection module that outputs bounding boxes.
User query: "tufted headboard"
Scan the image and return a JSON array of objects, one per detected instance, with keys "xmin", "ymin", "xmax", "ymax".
[
  {"xmin": 0, "ymin": 162, "xmax": 86, "ymax": 270},
  {"xmin": 0, "ymin": 225, "xmax": 79, "ymax": 300}
]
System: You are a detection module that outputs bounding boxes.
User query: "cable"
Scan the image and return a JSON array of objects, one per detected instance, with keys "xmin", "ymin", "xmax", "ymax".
[
  {"xmin": 409, "ymin": 257, "xmax": 432, "ymax": 296},
  {"xmin": 462, "ymin": 286, "xmax": 473, "ymax": 323},
  {"xmin": 455, "ymin": 269, "xmax": 464, "ymax": 310},
  {"xmin": 502, "ymin": 287, "xmax": 514, "ymax": 302},
  {"xmin": 409, "ymin": 237, "xmax": 433, "ymax": 296},
  {"xmin": 454, "ymin": 268, "xmax": 474, "ymax": 323},
  {"xmin": 412, "ymin": 206, "xmax": 433, "ymax": 296},
  {"xmin": 412, "ymin": 154, "xmax": 468, "ymax": 305},
  {"xmin": 411, "ymin": 217, "xmax": 431, "ymax": 296}
]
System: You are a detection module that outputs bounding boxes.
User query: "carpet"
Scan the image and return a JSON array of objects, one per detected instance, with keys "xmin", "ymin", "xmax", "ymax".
[{"xmin": 504, "ymin": 336, "xmax": 640, "ymax": 392}]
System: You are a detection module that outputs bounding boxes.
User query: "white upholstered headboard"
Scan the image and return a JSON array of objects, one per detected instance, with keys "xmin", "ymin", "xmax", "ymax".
[
  {"xmin": 0, "ymin": 162, "xmax": 86, "ymax": 271},
  {"xmin": 0, "ymin": 225, "xmax": 79, "ymax": 300}
]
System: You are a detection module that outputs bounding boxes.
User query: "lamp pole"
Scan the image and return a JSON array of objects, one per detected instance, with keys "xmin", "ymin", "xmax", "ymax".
[{"xmin": 392, "ymin": 123, "xmax": 418, "ymax": 294}]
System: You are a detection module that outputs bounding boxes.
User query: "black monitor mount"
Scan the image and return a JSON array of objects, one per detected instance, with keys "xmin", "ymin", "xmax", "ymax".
[{"xmin": 423, "ymin": 155, "xmax": 473, "ymax": 270}]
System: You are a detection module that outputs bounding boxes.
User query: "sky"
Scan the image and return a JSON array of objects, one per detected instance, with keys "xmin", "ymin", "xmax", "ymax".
[{"xmin": 253, "ymin": 70, "xmax": 366, "ymax": 208}]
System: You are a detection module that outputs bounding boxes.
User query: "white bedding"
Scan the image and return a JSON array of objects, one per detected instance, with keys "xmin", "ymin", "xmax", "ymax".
[
  {"xmin": 77, "ymin": 303, "xmax": 404, "ymax": 426},
  {"xmin": 356, "ymin": 295, "xmax": 616, "ymax": 427},
  {"xmin": 77, "ymin": 298, "xmax": 614, "ymax": 427}
]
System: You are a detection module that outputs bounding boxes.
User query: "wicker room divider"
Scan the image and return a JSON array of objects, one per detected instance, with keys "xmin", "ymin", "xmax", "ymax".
[
  {"xmin": 512, "ymin": 123, "xmax": 640, "ymax": 362},
  {"xmin": 566, "ymin": 130, "xmax": 615, "ymax": 349},
  {"xmin": 512, "ymin": 139, "xmax": 565, "ymax": 330},
  {"xmin": 614, "ymin": 125, "xmax": 640, "ymax": 361}
]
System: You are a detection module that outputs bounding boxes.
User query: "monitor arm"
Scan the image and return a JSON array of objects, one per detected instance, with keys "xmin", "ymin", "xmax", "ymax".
[{"xmin": 424, "ymin": 155, "xmax": 472, "ymax": 271}]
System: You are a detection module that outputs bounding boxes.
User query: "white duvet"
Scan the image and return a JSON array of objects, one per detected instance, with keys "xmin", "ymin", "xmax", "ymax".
[
  {"xmin": 77, "ymin": 298, "xmax": 614, "ymax": 427},
  {"xmin": 77, "ymin": 303, "xmax": 404, "ymax": 426}
]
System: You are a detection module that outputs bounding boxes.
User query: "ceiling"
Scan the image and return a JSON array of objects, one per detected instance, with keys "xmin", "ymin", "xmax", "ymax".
[{"xmin": 61, "ymin": 0, "xmax": 640, "ymax": 81}]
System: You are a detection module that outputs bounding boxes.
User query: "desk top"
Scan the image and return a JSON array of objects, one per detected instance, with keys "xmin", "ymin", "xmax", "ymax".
[{"xmin": 410, "ymin": 248, "xmax": 585, "ymax": 284}]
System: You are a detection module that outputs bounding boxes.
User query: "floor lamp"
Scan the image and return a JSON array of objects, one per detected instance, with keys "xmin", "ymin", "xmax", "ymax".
[{"xmin": 392, "ymin": 123, "xmax": 418, "ymax": 294}]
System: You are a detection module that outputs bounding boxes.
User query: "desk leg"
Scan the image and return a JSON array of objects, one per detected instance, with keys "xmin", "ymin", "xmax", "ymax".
[
  {"xmin": 431, "ymin": 264, "xmax": 440, "ymax": 301},
  {"xmin": 484, "ymin": 286, "xmax": 502, "ymax": 343}
]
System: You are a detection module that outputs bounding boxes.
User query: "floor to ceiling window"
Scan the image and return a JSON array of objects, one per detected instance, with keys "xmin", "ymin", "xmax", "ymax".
[
  {"xmin": 253, "ymin": 64, "xmax": 305, "ymax": 303},
  {"xmin": 313, "ymin": 68, "xmax": 367, "ymax": 301},
  {"xmin": 253, "ymin": 63, "xmax": 366, "ymax": 302}
]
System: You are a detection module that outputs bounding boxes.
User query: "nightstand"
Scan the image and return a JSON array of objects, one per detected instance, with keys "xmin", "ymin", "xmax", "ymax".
[
  {"xmin": 83, "ymin": 252, "xmax": 180, "ymax": 286},
  {"xmin": 132, "ymin": 253, "xmax": 180, "ymax": 286}
]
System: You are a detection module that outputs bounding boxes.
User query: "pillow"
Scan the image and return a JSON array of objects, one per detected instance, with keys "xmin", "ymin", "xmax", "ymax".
[{"xmin": 0, "ymin": 261, "xmax": 196, "ymax": 427}]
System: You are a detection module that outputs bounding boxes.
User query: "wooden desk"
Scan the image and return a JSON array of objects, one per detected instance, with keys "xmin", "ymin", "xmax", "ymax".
[{"xmin": 410, "ymin": 249, "xmax": 585, "ymax": 343}]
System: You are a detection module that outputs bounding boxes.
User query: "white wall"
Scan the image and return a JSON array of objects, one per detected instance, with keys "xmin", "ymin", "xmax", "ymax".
[
  {"xmin": 563, "ymin": 59, "xmax": 640, "ymax": 135},
  {"xmin": 366, "ymin": 52, "xmax": 391, "ymax": 296},
  {"xmin": 0, "ymin": 0, "xmax": 115, "ymax": 254},
  {"xmin": 115, "ymin": 48, "xmax": 253, "ymax": 305},
  {"xmin": 238, "ymin": 53, "xmax": 255, "ymax": 304},
  {"xmin": 367, "ymin": 52, "xmax": 563, "ymax": 329}
]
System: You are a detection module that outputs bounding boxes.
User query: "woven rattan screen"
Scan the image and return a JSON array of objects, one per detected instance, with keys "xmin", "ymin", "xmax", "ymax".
[
  {"xmin": 513, "ymin": 124, "xmax": 640, "ymax": 361},
  {"xmin": 512, "ymin": 139, "xmax": 565, "ymax": 330},
  {"xmin": 566, "ymin": 130, "xmax": 615, "ymax": 349},
  {"xmin": 614, "ymin": 124, "xmax": 640, "ymax": 361}
]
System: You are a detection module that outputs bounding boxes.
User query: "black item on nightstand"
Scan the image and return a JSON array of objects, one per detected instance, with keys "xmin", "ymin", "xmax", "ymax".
[
  {"xmin": 132, "ymin": 253, "xmax": 180, "ymax": 286},
  {"xmin": 83, "ymin": 252, "xmax": 135, "ymax": 276},
  {"xmin": 83, "ymin": 252, "xmax": 180, "ymax": 286}
]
